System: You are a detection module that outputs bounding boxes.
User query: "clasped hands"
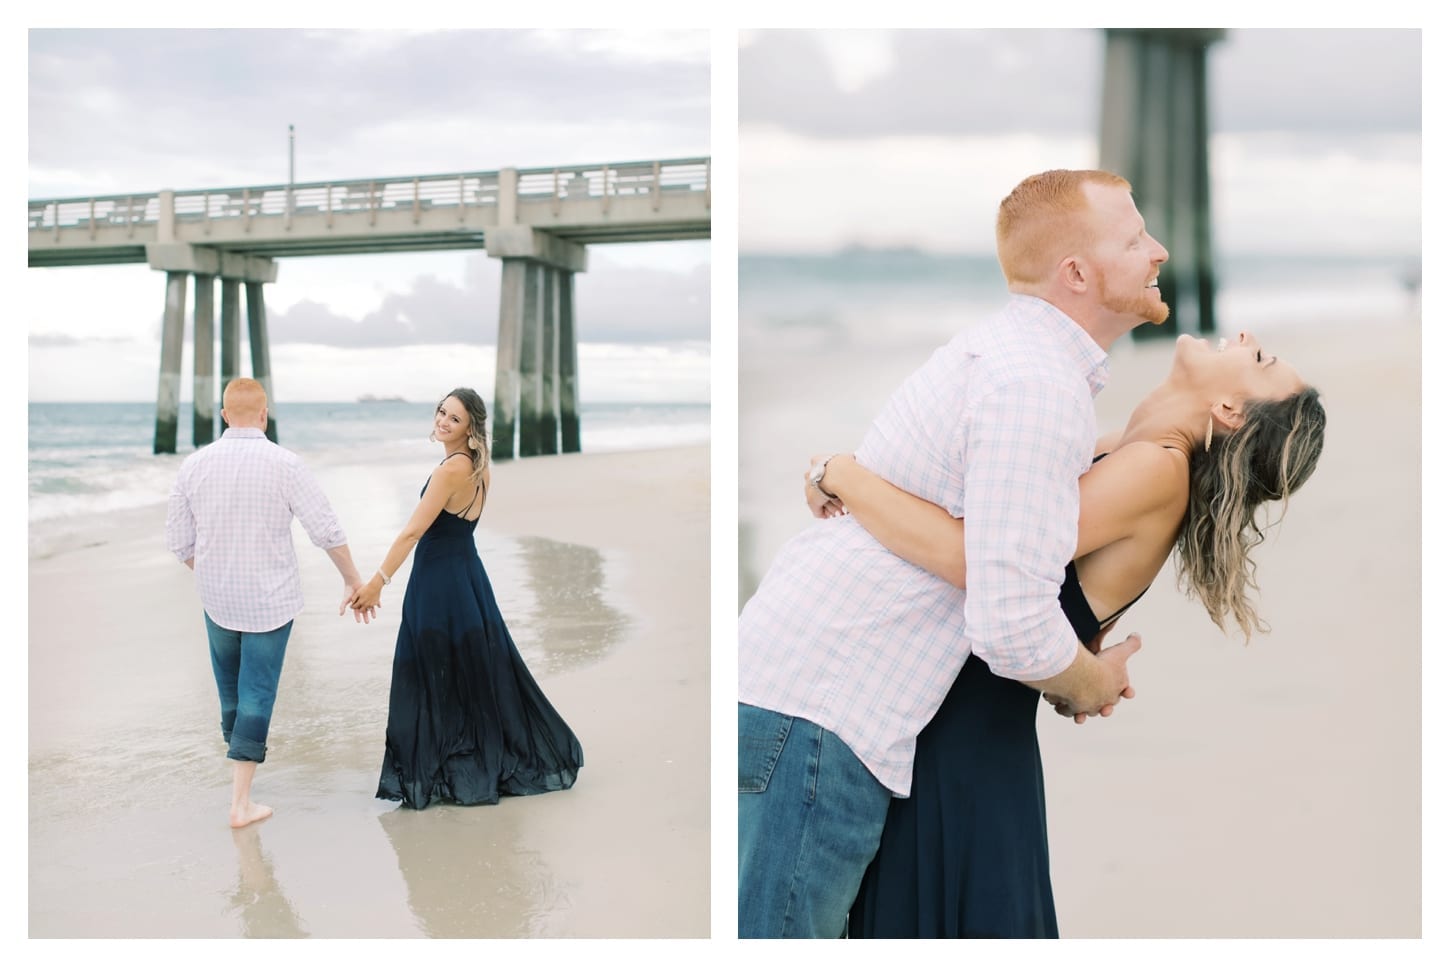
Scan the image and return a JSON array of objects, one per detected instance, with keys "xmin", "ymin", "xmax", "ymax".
[
  {"xmin": 1042, "ymin": 626, "xmax": 1140, "ymax": 725},
  {"xmin": 339, "ymin": 578, "xmax": 383, "ymax": 624}
]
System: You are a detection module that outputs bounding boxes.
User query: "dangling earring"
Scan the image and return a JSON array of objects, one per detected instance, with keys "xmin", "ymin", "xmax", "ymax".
[
  {"xmin": 429, "ymin": 429, "xmax": 437, "ymax": 443},
  {"xmin": 467, "ymin": 436, "xmax": 478, "ymax": 450},
  {"xmin": 1205, "ymin": 415, "xmax": 1214, "ymax": 453}
]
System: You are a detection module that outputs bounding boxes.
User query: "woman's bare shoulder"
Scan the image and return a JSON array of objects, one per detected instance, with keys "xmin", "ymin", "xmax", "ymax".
[
  {"xmin": 428, "ymin": 453, "xmax": 477, "ymax": 487},
  {"xmin": 1088, "ymin": 441, "xmax": 1187, "ymax": 506},
  {"xmin": 1098, "ymin": 438, "xmax": 1184, "ymax": 465},
  {"xmin": 1074, "ymin": 440, "xmax": 1188, "ymax": 556}
]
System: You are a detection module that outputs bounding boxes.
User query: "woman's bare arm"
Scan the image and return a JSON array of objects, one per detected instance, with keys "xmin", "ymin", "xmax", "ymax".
[
  {"xmin": 349, "ymin": 460, "xmax": 471, "ymax": 609},
  {"xmin": 816, "ymin": 455, "xmax": 967, "ymax": 588},
  {"xmin": 812, "ymin": 442, "xmax": 1183, "ymax": 589}
]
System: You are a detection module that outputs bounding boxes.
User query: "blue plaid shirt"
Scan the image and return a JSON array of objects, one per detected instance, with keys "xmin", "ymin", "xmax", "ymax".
[
  {"xmin": 166, "ymin": 427, "xmax": 347, "ymax": 632},
  {"xmin": 738, "ymin": 295, "xmax": 1109, "ymax": 795}
]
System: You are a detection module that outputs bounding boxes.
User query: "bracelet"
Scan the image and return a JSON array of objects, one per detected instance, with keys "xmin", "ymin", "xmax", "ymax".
[
  {"xmin": 376, "ymin": 569, "xmax": 391, "ymax": 586},
  {"xmin": 809, "ymin": 454, "xmax": 839, "ymax": 499}
]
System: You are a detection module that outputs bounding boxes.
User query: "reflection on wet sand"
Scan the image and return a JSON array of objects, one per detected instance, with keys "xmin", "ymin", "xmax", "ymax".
[
  {"xmin": 379, "ymin": 805, "xmax": 561, "ymax": 938},
  {"xmin": 228, "ymin": 824, "xmax": 309, "ymax": 938},
  {"xmin": 495, "ymin": 535, "xmax": 631, "ymax": 675}
]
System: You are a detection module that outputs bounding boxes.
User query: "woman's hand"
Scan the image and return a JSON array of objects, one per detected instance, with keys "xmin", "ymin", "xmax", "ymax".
[
  {"xmin": 349, "ymin": 576, "xmax": 384, "ymax": 614},
  {"xmin": 804, "ymin": 453, "xmax": 848, "ymax": 518},
  {"xmin": 341, "ymin": 580, "xmax": 379, "ymax": 623}
]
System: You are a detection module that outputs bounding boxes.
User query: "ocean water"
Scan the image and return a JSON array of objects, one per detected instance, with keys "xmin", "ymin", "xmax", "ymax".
[
  {"xmin": 737, "ymin": 250, "xmax": 1421, "ymax": 599},
  {"xmin": 28, "ymin": 400, "xmax": 709, "ymax": 526}
]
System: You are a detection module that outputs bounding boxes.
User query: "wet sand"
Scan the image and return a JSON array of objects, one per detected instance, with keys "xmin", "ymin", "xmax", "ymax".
[
  {"xmin": 1038, "ymin": 319, "xmax": 1423, "ymax": 939},
  {"xmin": 740, "ymin": 310, "xmax": 1425, "ymax": 939},
  {"xmin": 28, "ymin": 444, "xmax": 709, "ymax": 939}
]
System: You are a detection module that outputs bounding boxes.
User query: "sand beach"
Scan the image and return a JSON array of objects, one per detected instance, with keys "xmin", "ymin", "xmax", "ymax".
[
  {"xmin": 1037, "ymin": 318, "xmax": 1423, "ymax": 939},
  {"xmin": 739, "ymin": 306, "xmax": 1425, "ymax": 940},
  {"xmin": 27, "ymin": 442, "xmax": 710, "ymax": 939}
]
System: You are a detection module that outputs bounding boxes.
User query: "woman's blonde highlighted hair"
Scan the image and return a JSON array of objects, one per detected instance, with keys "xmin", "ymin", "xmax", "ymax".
[{"xmin": 1175, "ymin": 387, "xmax": 1327, "ymax": 640}]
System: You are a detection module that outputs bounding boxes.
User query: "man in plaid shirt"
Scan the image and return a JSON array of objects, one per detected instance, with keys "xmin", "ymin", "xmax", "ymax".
[
  {"xmin": 167, "ymin": 377, "xmax": 375, "ymax": 829},
  {"xmin": 738, "ymin": 170, "xmax": 1170, "ymax": 937}
]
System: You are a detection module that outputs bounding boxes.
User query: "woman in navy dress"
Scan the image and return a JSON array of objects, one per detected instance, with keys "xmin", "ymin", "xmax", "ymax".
[
  {"xmin": 806, "ymin": 331, "xmax": 1326, "ymax": 937},
  {"xmin": 350, "ymin": 388, "xmax": 582, "ymax": 809}
]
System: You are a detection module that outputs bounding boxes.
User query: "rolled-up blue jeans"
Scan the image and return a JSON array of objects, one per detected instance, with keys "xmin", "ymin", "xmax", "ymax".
[
  {"xmin": 204, "ymin": 613, "xmax": 293, "ymax": 763},
  {"xmin": 738, "ymin": 703, "xmax": 892, "ymax": 938}
]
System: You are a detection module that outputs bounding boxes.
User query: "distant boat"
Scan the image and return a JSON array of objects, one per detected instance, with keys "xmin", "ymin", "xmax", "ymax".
[
  {"xmin": 357, "ymin": 394, "xmax": 407, "ymax": 403},
  {"xmin": 1401, "ymin": 263, "xmax": 1421, "ymax": 294},
  {"xmin": 837, "ymin": 242, "xmax": 925, "ymax": 258}
]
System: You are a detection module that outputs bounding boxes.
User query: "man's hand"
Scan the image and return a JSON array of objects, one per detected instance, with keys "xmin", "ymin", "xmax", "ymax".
[
  {"xmin": 348, "ymin": 578, "xmax": 384, "ymax": 617},
  {"xmin": 1042, "ymin": 633, "xmax": 1141, "ymax": 724},
  {"xmin": 1044, "ymin": 682, "xmax": 1137, "ymax": 724},
  {"xmin": 341, "ymin": 582, "xmax": 379, "ymax": 623}
]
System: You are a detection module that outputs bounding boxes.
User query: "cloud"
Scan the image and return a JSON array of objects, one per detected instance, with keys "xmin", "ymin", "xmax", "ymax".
[
  {"xmin": 27, "ymin": 29, "xmax": 710, "ymax": 197},
  {"xmin": 1212, "ymin": 28, "xmax": 1421, "ymax": 134},
  {"xmin": 267, "ymin": 253, "xmax": 709, "ymax": 347},
  {"xmin": 741, "ymin": 29, "xmax": 1103, "ymax": 139},
  {"xmin": 739, "ymin": 28, "xmax": 1421, "ymax": 141},
  {"xmin": 29, "ymin": 332, "xmax": 134, "ymax": 348}
]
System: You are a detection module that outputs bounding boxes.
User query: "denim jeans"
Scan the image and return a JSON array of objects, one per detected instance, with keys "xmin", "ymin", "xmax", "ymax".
[
  {"xmin": 737, "ymin": 703, "xmax": 893, "ymax": 938},
  {"xmin": 204, "ymin": 613, "xmax": 293, "ymax": 763}
]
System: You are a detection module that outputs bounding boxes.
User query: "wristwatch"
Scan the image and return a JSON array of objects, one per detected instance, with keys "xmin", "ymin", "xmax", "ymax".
[{"xmin": 808, "ymin": 454, "xmax": 838, "ymax": 499}]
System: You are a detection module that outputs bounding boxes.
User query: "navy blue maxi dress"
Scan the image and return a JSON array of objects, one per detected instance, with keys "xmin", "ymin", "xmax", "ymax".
[
  {"xmin": 848, "ymin": 556, "xmax": 1137, "ymax": 938},
  {"xmin": 377, "ymin": 472, "xmax": 583, "ymax": 809}
]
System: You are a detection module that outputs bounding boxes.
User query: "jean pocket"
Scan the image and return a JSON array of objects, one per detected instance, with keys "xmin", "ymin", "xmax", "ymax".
[{"xmin": 737, "ymin": 705, "xmax": 792, "ymax": 794}]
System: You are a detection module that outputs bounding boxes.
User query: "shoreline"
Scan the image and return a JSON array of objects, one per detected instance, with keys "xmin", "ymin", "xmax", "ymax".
[{"xmin": 27, "ymin": 440, "xmax": 708, "ymax": 557}]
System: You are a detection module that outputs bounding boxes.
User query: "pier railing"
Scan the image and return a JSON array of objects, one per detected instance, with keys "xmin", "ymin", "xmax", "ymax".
[{"xmin": 28, "ymin": 157, "xmax": 711, "ymax": 236}]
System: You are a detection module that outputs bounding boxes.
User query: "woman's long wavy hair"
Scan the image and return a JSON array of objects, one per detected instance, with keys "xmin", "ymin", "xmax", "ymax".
[
  {"xmin": 1175, "ymin": 386, "xmax": 1327, "ymax": 640},
  {"xmin": 431, "ymin": 387, "xmax": 490, "ymax": 485}
]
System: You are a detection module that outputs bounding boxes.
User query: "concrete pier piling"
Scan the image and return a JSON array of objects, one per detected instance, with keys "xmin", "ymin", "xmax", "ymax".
[
  {"xmin": 145, "ymin": 242, "xmax": 278, "ymax": 453},
  {"xmin": 29, "ymin": 158, "xmax": 710, "ymax": 458},
  {"xmin": 153, "ymin": 271, "xmax": 188, "ymax": 455},
  {"xmin": 1100, "ymin": 28, "xmax": 1225, "ymax": 340},
  {"xmin": 245, "ymin": 281, "xmax": 277, "ymax": 443},
  {"xmin": 558, "ymin": 271, "xmax": 580, "ymax": 453},
  {"xmin": 192, "ymin": 274, "xmax": 216, "ymax": 446},
  {"xmin": 220, "ymin": 279, "xmax": 242, "ymax": 392},
  {"xmin": 488, "ymin": 219, "xmax": 587, "ymax": 461}
]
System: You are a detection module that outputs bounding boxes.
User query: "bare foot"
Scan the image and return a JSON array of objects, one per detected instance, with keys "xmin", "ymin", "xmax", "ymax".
[{"xmin": 229, "ymin": 802, "xmax": 274, "ymax": 828}]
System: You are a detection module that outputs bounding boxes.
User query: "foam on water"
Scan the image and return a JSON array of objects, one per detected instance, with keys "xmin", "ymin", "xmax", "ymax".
[{"xmin": 27, "ymin": 400, "xmax": 710, "ymax": 532}]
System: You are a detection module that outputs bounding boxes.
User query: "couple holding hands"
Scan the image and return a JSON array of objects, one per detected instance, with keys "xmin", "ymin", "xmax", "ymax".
[{"xmin": 166, "ymin": 379, "xmax": 582, "ymax": 829}]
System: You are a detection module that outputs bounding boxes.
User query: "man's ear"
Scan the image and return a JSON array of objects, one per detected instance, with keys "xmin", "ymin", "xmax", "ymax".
[{"xmin": 1059, "ymin": 255, "xmax": 1090, "ymax": 295}]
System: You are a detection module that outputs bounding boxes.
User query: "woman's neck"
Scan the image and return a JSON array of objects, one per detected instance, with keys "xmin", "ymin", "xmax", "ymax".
[{"xmin": 1116, "ymin": 380, "xmax": 1202, "ymax": 458}]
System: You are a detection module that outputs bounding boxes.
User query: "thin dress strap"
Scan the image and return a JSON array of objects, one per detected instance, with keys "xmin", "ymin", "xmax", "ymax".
[
  {"xmin": 455, "ymin": 482, "xmax": 483, "ymax": 520},
  {"xmin": 439, "ymin": 452, "xmax": 483, "ymax": 519}
]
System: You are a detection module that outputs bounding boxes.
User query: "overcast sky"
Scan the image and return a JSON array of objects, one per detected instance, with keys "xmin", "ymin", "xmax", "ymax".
[
  {"xmin": 22, "ymin": 27, "xmax": 1429, "ymax": 401},
  {"xmin": 26, "ymin": 28, "xmax": 711, "ymax": 403},
  {"xmin": 739, "ymin": 28, "xmax": 1422, "ymax": 257}
]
